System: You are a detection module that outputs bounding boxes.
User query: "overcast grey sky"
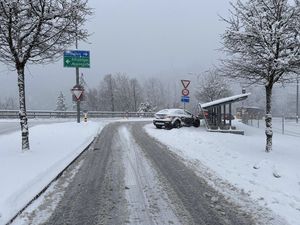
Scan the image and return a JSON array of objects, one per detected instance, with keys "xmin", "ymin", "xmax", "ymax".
[{"xmin": 0, "ymin": 0, "xmax": 231, "ymax": 109}]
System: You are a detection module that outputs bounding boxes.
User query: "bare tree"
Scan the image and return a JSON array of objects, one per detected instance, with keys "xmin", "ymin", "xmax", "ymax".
[
  {"xmin": 99, "ymin": 74, "xmax": 116, "ymax": 111},
  {"xmin": 195, "ymin": 69, "xmax": 232, "ymax": 103},
  {"xmin": 114, "ymin": 73, "xmax": 132, "ymax": 111},
  {"xmin": 85, "ymin": 88, "xmax": 100, "ymax": 111},
  {"xmin": 130, "ymin": 78, "xmax": 143, "ymax": 111},
  {"xmin": 0, "ymin": 0, "xmax": 92, "ymax": 150},
  {"xmin": 88, "ymin": 74, "xmax": 144, "ymax": 112},
  {"xmin": 143, "ymin": 78, "xmax": 166, "ymax": 110},
  {"xmin": 241, "ymin": 85, "xmax": 265, "ymax": 110},
  {"xmin": 221, "ymin": 0, "xmax": 300, "ymax": 152},
  {"xmin": 79, "ymin": 73, "xmax": 88, "ymax": 111},
  {"xmin": 0, "ymin": 97, "xmax": 17, "ymax": 109}
]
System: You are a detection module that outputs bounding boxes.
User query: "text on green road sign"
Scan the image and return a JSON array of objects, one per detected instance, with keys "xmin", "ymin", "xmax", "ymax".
[{"xmin": 64, "ymin": 50, "xmax": 90, "ymax": 68}]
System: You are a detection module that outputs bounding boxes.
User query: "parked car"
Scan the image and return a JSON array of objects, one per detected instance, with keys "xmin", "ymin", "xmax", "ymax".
[{"xmin": 153, "ymin": 108, "xmax": 200, "ymax": 129}]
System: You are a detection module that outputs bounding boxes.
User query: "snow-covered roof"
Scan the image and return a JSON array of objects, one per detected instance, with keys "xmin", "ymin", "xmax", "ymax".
[
  {"xmin": 155, "ymin": 108, "xmax": 185, "ymax": 114},
  {"xmin": 200, "ymin": 93, "xmax": 251, "ymax": 109}
]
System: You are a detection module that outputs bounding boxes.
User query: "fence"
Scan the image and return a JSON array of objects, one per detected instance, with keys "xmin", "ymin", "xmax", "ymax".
[
  {"xmin": 243, "ymin": 116, "xmax": 300, "ymax": 137},
  {"xmin": 0, "ymin": 110, "xmax": 154, "ymax": 119}
]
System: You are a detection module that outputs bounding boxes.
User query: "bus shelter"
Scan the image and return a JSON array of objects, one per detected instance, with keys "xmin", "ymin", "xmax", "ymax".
[{"xmin": 199, "ymin": 93, "xmax": 251, "ymax": 134}]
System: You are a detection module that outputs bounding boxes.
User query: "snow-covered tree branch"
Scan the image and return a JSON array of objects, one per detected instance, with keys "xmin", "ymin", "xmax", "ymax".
[
  {"xmin": 220, "ymin": 0, "xmax": 300, "ymax": 152},
  {"xmin": 55, "ymin": 91, "xmax": 67, "ymax": 112},
  {"xmin": 195, "ymin": 69, "xmax": 232, "ymax": 103},
  {"xmin": 0, "ymin": 0, "xmax": 92, "ymax": 151}
]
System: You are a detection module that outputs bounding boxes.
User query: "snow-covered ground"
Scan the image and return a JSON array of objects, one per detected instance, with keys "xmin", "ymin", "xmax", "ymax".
[
  {"xmin": 247, "ymin": 117, "xmax": 300, "ymax": 137},
  {"xmin": 0, "ymin": 117, "xmax": 153, "ymax": 225},
  {"xmin": 0, "ymin": 120, "xmax": 106, "ymax": 225},
  {"xmin": 145, "ymin": 120, "xmax": 300, "ymax": 225},
  {"xmin": 1, "ymin": 117, "xmax": 299, "ymax": 225},
  {"xmin": 119, "ymin": 126, "xmax": 182, "ymax": 224}
]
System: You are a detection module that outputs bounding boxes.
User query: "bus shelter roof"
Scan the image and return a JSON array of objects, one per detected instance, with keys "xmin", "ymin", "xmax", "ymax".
[{"xmin": 200, "ymin": 93, "xmax": 251, "ymax": 109}]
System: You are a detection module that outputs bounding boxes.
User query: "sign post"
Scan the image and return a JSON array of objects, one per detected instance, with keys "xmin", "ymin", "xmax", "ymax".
[
  {"xmin": 181, "ymin": 80, "xmax": 191, "ymax": 109},
  {"xmin": 181, "ymin": 80, "xmax": 190, "ymax": 89},
  {"xmin": 181, "ymin": 96, "xmax": 190, "ymax": 102},
  {"xmin": 64, "ymin": 49, "xmax": 90, "ymax": 123}
]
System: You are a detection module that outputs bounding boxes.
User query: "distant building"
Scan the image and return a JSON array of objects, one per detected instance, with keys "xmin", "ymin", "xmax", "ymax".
[{"xmin": 236, "ymin": 106, "xmax": 264, "ymax": 119}]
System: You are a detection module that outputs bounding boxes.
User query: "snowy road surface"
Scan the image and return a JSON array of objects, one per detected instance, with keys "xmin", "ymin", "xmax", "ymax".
[
  {"xmin": 0, "ymin": 121, "xmax": 27, "ymax": 135},
  {"xmin": 19, "ymin": 122, "xmax": 259, "ymax": 225}
]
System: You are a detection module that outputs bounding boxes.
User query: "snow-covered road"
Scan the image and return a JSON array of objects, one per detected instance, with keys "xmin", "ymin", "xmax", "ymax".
[
  {"xmin": 16, "ymin": 122, "xmax": 266, "ymax": 225},
  {"xmin": 119, "ymin": 125, "xmax": 182, "ymax": 225}
]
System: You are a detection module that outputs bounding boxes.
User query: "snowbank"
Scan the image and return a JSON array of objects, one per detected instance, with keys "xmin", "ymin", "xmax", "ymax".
[
  {"xmin": 145, "ymin": 121, "xmax": 300, "ymax": 225},
  {"xmin": 0, "ymin": 121, "xmax": 105, "ymax": 225}
]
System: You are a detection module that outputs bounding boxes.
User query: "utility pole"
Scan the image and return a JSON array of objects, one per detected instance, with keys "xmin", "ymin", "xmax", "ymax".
[{"xmin": 241, "ymin": 87, "xmax": 246, "ymax": 123}]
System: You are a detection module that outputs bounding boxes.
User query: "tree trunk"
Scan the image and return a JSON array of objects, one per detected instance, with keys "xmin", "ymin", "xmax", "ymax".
[
  {"xmin": 133, "ymin": 86, "xmax": 137, "ymax": 112},
  {"xmin": 265, "ymin": 84, "xmax": 273, "ymax": 152},
  {"xmin": 109, "ymin": 76, "xmax": 115, "ymax": 112},
  {"xmin": 17, "ymin": 64, "xmax": 30, "ymax": 151}
]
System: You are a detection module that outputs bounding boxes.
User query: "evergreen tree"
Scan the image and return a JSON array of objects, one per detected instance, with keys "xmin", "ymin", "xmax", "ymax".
[
  {"xmin": 55, "ymin": 92, "xmax": 67, "ymax": 111},
  {"xmin": 79, "ymin": 73, "xmax": 88, "ymax": 111},
  {"xmin": 137, "ymin": 102, "xmax": 156, "ymax": 113}
]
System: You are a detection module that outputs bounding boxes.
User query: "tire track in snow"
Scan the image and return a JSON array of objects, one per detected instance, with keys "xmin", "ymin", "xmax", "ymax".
[
  {"xmin": 118, "ymin": 125, "xmax": 182, "ymax": 225},
  {"xmin": 131, "ymin": 122, "xmax": 256, "ymax": 225}
]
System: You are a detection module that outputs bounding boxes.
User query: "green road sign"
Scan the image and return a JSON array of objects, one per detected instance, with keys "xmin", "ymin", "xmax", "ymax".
[{"xmin": 64, "ymin": 50, "xmax": 90, "ymax": 68}]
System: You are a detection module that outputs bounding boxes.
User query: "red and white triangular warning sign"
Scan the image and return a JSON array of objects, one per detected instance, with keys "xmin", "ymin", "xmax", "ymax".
[
  {"xmin": 73, "ymin": 90, "xmax": 83, "ymax": 100},
  {"xmin": 181, "ymin": 80, "xmax": 190, "ymax": 89}
]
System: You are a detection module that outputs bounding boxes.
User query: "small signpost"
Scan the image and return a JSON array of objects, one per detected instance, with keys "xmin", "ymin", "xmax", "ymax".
[
  {"xmin": 182, "ymin": 89, "xmax": 189, "ymax": 96},
  {"xmin": 181, "ymin": 80, "xmax": 191, "ymax": 109},
  {"xmin": 71, "ymin": 84, "xmax": 84, "ymax": 101},
  {"xmin": 181, "ymin": 80, "xmax": 190, "ymax": 89},
  {"xmin": 64, "ymin": 49, "xmax": 90, "ymax": 123},
  {"xmin": 181, "ymin": 96, "xmax": 190, "ymax": 103}
]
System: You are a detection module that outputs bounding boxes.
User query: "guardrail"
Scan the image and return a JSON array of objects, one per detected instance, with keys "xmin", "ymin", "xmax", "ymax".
[{"xmin": 0, "ymin": 110, "xmax": 154, "ymax": 119}]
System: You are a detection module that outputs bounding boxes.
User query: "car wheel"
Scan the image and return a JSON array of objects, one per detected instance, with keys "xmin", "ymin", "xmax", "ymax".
[
  {"xmin": 155, "ymin": 125, "xmax": 162, "ymax": 129},
  {"xmin": 165, "ymin": 123, "xmax": 173, "ymax": 130},
  {"xmin": 193, "ymin": 119, "xmax": 200, "ymax": 127},
  {"xmin": 173, "ymin": 120, "xmax": 181, "ymax": 128}
]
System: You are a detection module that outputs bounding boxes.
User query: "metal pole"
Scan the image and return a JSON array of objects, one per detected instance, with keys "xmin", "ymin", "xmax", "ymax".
[
  {"xmin": 229, "ymin": 103, "xmax": 232, "ymax": 128},
  {"xmin": 282, "ymin": 115, "xmax": 285, "ymax": 135},
  {"xmin": 75, "ymin": 35, "xmax": 80, "ymax": 123},
  {"xmin": 296, "ymin": 75, "xmax": 299, "ymax": 123}
]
